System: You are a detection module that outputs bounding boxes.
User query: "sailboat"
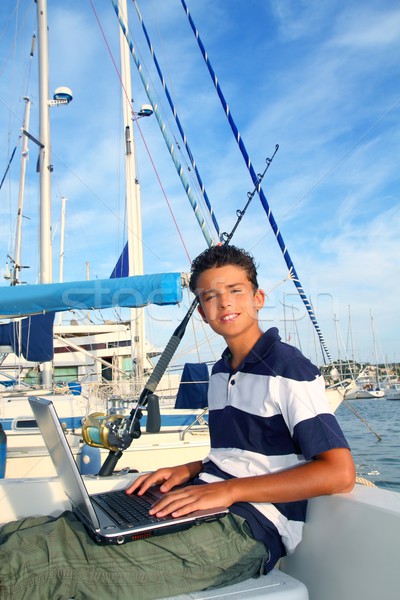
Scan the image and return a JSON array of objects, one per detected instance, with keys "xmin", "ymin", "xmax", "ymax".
[
  {"xmin": 343, "ymin": 367, "xmax": 385, "ymax": 399},
  {"xmin": 0, "ymin": 0, "xmax": 211, "ymax": 478},
  {"xmin": 344, "ymin": 313, "xmax": 385, "ymax": 399}
]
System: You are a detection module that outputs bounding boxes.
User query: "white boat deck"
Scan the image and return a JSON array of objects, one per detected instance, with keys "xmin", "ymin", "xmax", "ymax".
[
  {"xmin": 165, "ymin": 569, "xmax": 308, "ymax": 599},
  {"xmin": 1, "ymin": 477, "xmax": 399, "ymax": 600}
]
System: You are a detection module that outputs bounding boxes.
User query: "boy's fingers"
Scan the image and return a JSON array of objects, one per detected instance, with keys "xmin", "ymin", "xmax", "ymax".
[{"xmin": 125, "ymin": 473, "xmax": 154, "ymax": 495}]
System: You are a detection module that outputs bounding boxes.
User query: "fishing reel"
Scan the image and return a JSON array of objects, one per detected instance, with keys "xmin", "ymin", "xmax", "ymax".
[
  {"xmin": 81, "ymin": 393, "xmax": 160, "ymax": 452},
  {"xmin": 81, "ymin": 411, "xmax": 142, "ymax": 451}
]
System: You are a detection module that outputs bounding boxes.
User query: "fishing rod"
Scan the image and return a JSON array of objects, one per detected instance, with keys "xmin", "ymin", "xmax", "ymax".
[{"xmin": 82, "ymin": 145, "xmax": 279, "ymax": 476}]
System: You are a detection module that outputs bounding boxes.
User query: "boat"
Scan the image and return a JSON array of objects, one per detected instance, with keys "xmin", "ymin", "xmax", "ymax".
[
  {"xmin": 385, "ymin": 382, "xmax": 400, "ymax": 401},
  {"xmin": 344, "ymin": 366, "xmax": 385, "ymax": 400},
  {"xmin": 344, "ymin": 313, "xmax": 387, "ymax": 400}
]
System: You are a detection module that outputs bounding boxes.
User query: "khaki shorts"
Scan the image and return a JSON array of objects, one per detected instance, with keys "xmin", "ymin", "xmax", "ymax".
[{"xmin": 0, "ymin": 511, "xmax": 269, "ymax": 600}]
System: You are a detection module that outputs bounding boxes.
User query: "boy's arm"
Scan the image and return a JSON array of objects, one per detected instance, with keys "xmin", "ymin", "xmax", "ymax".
[{"xmin": 147, "ymin": 447, "xmax": 355, "ymax": 518}]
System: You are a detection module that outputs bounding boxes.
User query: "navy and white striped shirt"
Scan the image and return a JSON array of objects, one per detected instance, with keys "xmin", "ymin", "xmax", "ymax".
[{"xmin": 197, "ymin": 327, "xmax": 349, "ymax": 564}]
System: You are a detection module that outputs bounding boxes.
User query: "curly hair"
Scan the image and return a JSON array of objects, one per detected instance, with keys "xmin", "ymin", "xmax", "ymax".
[{"xmin": 189, "ymin": 245, "xmax": 259, "ymax": 293}]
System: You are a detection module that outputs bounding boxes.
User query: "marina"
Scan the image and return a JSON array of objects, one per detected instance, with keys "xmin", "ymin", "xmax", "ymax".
[{"xmin": 336, "ymin": 398, "xmax": 400, "ymax": 491}]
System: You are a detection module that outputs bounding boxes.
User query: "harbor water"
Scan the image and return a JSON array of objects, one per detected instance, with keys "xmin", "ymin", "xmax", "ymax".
[{"xmin": 335, "ymin": 398, "xmax": 400, "ymax": 492}]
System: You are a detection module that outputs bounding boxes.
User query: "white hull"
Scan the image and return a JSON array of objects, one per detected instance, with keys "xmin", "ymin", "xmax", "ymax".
[
  {"xmin": 344, "ymin": 367, "xmax": 386, "ymax": 400},
  {"xmin": 344, "ymin": 389, "xmax": 385, "ymax": 400},
  {"xmin": 385, "ymin": 384, "xmax": 400, "ymax": 401},
  {"xmin": 1, "ymin": 387, "xmax": 344, "ymax": 479},
  {"xmin": 1, "ymin": 389, "xmax": 210, "ymax": 478},
  {"xmin": 4, "ymin": 427, "xmax": 210, "ymax": 479},
  {"xmin": 344, "ymin": 384, "xmax": 385, "ymax": 400}
]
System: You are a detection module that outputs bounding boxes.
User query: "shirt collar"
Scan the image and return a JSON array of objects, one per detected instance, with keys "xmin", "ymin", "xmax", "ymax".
[{"xmin": 221, "ymin": 327, "xmax": 281, "ymax": 370}]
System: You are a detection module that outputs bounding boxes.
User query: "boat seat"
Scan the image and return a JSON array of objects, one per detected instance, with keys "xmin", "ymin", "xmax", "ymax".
[{"xmin": 163, "ymin": 568, "xmax": 309, "ymax": 599}]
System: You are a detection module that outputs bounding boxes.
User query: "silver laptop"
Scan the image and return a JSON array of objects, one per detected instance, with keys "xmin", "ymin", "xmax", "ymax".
[{"xmin": 29, "ymin": 397, "xmax": 228, "ymax": 545}]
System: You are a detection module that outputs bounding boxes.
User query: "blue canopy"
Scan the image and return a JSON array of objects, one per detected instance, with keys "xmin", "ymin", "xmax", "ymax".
[
  {"xmin": 0, "ymin": 273, "xmax": 182, "ymax": 318},
  {"xmin": 175, "ymin": 363, "xmax": 209, "ymax": 409},
  {"xmin": 0, "ymin": 313, "xmax": 55, "ymax": 361}
]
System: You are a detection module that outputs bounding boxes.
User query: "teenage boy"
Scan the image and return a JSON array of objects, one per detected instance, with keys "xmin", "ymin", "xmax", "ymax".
[{"xmin": 0, "ymin": 245, "xmax": 355, "ymax": 600}]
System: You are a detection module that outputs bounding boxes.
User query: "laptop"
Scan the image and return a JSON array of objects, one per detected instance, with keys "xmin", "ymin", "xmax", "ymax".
[{"xmin": 29, "ymin": 397, "xmax": 228, "ymax": 545}]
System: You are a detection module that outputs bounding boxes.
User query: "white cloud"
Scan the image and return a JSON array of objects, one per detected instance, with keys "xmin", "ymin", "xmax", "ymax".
[{"xmin": 332, "ymin": 7, "xmax": 400, "ymax": 48}]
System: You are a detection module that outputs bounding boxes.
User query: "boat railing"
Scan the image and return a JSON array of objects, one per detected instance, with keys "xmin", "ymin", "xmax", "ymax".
[{"xmin": 179, "ymin": 408, "xmax": 209, "ymax": 441}]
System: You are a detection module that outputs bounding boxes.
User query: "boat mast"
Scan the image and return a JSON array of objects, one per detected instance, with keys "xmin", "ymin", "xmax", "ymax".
[
  {"xmin": 11, "ymin": 97, "xmax": 31, "ymax": 286},
  {"xmin": 36, "ymin": 0, "xmax": 72, "ymax": 386},
  {"xmin": 36, "ymin": 0, "xmax": 53, "ymax": 387},
  {"xmin": 37, "ymin": 0, "xmax": 53, "ymax": 286},
  {"xmin": 119, "ymin": 0, "xmax": 145, "ymax": 383},
  {"xmin": 58, "ymin": 197, "xmax": 66, "ymax": 285},
  {"xmin": 370, "ymin": 310, "xmax": 381, "ymax": 389},
  {"xmin": 57, "ymin": 196, "xmax": 66, "ymax": 325}
]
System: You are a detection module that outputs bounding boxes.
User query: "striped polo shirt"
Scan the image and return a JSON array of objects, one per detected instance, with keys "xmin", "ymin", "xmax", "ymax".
[{"xmin": 196, "ymin": 327, "xmax": 349, "ymax": 565}]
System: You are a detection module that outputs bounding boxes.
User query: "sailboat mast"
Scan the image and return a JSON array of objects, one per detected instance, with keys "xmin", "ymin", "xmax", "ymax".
[
  {"xmin": 12, "ymin": 97, "xmax": 31, "ymax": 285},
  {"xmin": 119, "ymin": 0, "xmax": 145, "ymax": 382},
  {"xmin": 36, "ymin": 0, "xmax": 53, "ymax": 387},
  {"xmin": 37, "ymin": 0, "xmax": 53, "ymax": 286},
  {"xmin": 370, "ymin": 310, "xmax": 380, "ymax": 389}
]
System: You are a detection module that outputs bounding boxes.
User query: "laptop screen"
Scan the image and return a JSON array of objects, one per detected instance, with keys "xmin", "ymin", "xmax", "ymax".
[{"xmin": 28, "ymin": 397, "xmax": 100, "ymax": 529}]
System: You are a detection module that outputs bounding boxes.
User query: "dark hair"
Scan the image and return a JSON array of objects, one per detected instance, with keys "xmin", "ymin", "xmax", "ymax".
[{"xmin": 189, "ymin": 245, "xmax": 259, "ymax": 293}]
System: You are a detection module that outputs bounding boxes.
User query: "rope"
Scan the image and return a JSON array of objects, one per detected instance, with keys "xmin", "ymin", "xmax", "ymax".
[
  {"xmin": 342, "ymin": 399, "xmax": 382, "ymax": 442},
  {"xmin": 90, "ymin": 0, "xmax": 192, "ymax": 263},
  {"xmin": 131, "ymin": 0, "xmax": 222, "ymax": 243},
  {"xmin": 110, "ymin": 0, "xmax": 217, "ymax": 251},
  {"xmin": 180, "ymin": 0, "xmax": 333, "ymax": 364},
  {"xmin": 356, "ymin": 476, "xmax": 377, "ymax": 488}
]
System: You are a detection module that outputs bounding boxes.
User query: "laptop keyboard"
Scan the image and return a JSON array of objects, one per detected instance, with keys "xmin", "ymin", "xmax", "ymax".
[{"xmin": 93, "ymin": 490, "xmax": 167, "ymax": 528}]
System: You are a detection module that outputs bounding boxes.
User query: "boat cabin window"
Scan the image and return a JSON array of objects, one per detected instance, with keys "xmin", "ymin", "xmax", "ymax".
[{"xmin": 13, "ymin": 418, "xmax": 39, "ymax": 431}]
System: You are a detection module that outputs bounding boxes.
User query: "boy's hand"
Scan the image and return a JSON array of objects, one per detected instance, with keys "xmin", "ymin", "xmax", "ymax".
[
  {"xmin": 125, "ymin": 461, "xmax": 202, "ymax": 497},
  {"xmin": 148, "ymin": 480, "xmax": 233, "ymax": 518}
]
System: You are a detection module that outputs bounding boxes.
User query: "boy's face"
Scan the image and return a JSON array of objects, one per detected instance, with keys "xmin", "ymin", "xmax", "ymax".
[{"xmin": 195, "ymin": 265, "xmax": 265, "ymax": 344}]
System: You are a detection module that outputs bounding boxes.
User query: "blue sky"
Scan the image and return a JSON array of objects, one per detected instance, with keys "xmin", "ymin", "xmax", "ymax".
[{"xmin": 0, "ymin": 0, "xmax": 399, "ymax": 367}]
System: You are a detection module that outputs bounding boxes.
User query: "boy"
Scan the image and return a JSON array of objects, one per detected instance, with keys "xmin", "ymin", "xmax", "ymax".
[{"xmin": 0, "ymin": 245, "xmax": 355, "ymax": 600}]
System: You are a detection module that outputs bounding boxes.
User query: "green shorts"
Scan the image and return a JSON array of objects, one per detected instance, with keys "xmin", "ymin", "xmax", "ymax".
[{"xmin": 0, "ymin": 511, "xmax": 269, "ymax": 600}]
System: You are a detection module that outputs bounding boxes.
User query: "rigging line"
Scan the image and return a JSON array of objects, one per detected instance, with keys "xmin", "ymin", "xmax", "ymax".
[
  {"xmin": 0, "ymin": 144, "xmax": 19, "ymax": 192},
  {"xmin": 342, "ymin": 399, "xmax": 382, "ymax": 442},
  {"xmin": 126, "ymin": 19, "xmax": 218, "ymax": 248},
  {"xmin": 89, "ymin": 0, "xmax": 192, "ymax": 264},
  {"xmin": 114, "ymin": 4, "xmax": 202, "ymax": 222},
  {"xmin": 180, "ymin": 0, "xmax": 332, "ymax": 364},
  {"xmin": 131, "ymin": 0, "xmax": 222, "ymax": 242},
  {"xmin": 110, "ymin": 0, "xmax": 216, "ymax": 253},
  {"xmin": 128, "ymin": 13, "xmax": 213, "ymax": 232}
]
